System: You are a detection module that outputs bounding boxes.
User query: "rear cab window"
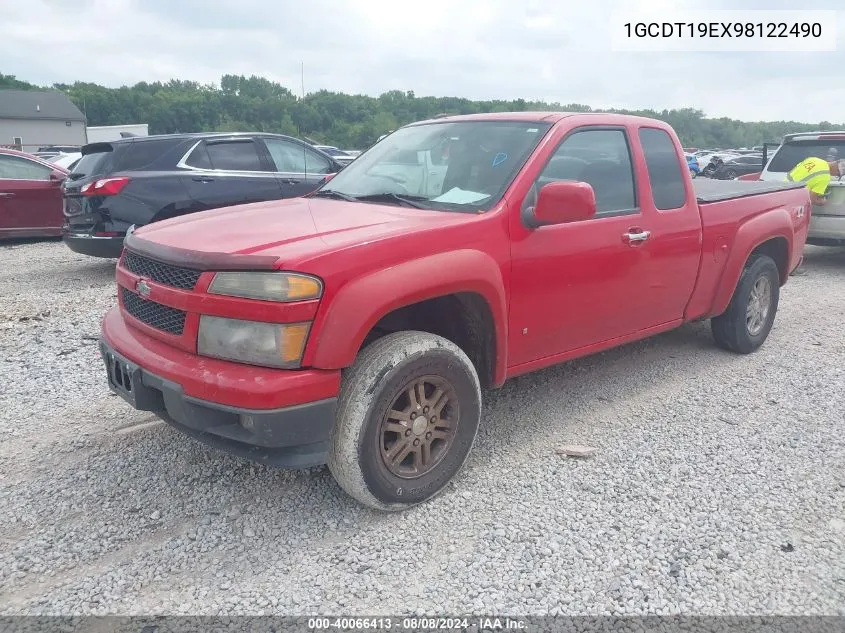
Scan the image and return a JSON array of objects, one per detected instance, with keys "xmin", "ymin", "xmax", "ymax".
[{"xmin": 638, "ymin": 127, "xmax": 686, "ymax": 210}]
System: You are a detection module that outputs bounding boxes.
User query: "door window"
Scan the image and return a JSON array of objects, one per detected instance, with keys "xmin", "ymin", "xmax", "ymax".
[
  {"xmin": 0, "ymin": 155, "xmax": 52, "ymax": 180},
  {"xmin": 264, "ymin": 138, "xmax": 333, "ymax": 174},
  {"xmin": 197, "ymin": 140, "xmax": 264, "ymax": 171},
  {"xmin": 638, "ymin": 127, "xmax": 687, "ymax": 210},
  {"xmin": 535, "ymin": 129, "xmax": 637, "ymax": 216}
]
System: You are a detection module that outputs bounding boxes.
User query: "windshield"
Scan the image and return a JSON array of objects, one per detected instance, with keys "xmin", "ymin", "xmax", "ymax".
[
  {"xmin": 767, "ymin": 139, "xmax": 845, "ymax": 172},
  {"xmin": 319, "ymin": 120, "xmax": 552, "ymax": 212}
]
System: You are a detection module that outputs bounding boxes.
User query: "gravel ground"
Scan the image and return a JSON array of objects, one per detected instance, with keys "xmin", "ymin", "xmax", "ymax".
[{"xmin": 0, "ymin": 238, "xmax": 843, "ymax": 617}]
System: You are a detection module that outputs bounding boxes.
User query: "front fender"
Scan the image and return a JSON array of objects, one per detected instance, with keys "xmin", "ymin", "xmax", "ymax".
[
  {"xmin": 709, "ymin": 208, "xmax": 793, "ymax": 317},
  {"xmin": 306, "ymin": 249, "xmax": 508, "ymax": 383}
]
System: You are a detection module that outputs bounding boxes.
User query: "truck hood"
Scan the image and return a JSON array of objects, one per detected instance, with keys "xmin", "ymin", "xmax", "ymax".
[{"xmin": 127, "ymin": 197, "xmax": 471, "ymax": 269}]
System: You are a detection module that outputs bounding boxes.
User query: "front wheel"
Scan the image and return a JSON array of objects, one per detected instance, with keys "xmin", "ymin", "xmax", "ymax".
[
  {"xmin": 327, "ymin": 331, "xmax": 481, "ymax": 511},
  {"xmin": 711, "ymin": 253, "xmax": 780, "ymax": 353}
]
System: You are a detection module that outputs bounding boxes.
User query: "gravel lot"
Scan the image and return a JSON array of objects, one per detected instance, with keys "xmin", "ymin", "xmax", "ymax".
[{"xmin": 0, "ymin": 238, "xmax": 843, "ymax": 617}]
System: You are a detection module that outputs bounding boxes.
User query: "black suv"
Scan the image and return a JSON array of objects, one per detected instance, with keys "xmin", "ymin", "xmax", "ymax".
[{"xmin": 61, "ymin": 132, "xmax": 343, "ymax": 258}]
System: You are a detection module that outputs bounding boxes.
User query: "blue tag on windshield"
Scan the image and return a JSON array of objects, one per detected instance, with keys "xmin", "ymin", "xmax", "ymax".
[{"xmin": 492, "ymin": 152, "xmax": 508, "ymax": 167}]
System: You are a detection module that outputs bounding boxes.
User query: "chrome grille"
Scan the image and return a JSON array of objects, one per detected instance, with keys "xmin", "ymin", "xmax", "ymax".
[
  {"xmin": 121, "ymin": 287, "xmax": 186, "ymax": 335},
  {"xmin": 122, "ymin": 251, "xmax": 201, "ymax": 290}
]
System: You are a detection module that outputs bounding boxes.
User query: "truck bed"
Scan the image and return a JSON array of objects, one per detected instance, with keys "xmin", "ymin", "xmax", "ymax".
[{"xmin": 694, "ymin": 178, "xmax": 805, "ymax": 203}]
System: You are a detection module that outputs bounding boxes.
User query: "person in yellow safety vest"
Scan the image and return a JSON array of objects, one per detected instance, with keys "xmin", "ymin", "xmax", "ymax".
[{"xmin": 786, "ymin": 156, "xmax": 845, "ymax": 206}]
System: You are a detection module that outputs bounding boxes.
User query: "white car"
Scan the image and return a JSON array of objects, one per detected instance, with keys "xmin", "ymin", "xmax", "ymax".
[
  {"xmin": 49, "ymin": 152, "xmax": 82, "ymax": 171},
  {"xmin": 757, "ymin": 131, "xmax": 845, "ymax": 246},
  {"xmin": 313, "ymin": 145, "xmax": 356, "ymax": 167},
  {"xmin": 697, "ymin": 151, "xmax": 740, "ymax": 171}
]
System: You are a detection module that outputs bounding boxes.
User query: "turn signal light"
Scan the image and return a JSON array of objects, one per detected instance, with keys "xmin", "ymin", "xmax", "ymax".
[{"xmin": 81, "ymin": 177, "xmax": 130, "ymax": 197}]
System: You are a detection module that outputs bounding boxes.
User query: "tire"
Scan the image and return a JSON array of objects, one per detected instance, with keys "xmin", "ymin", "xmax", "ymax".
[
  {"xmin": 711, "ymin": 253, "xmax": 780, "ymax": 354},
  {"xmin": 690, "ymin": 168, "xmax": 698, "ymax": 179},
  {"xmin": 327, "ymin": 331, "xmax": 482, "ymax": 511},
  {"xmin": 725, "ymin": 169, "xmax": 737, "ymax": 179}
]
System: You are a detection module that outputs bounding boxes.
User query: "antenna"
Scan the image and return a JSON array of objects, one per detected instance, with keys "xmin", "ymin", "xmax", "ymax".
[{"xmin": 301, "ymin": 61, "xmax": 307, "ymax": 182}]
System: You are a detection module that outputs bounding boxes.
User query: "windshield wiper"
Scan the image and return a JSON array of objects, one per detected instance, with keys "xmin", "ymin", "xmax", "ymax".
[
  {"xmin": 311, "ymin": 189, "xmax": 358, "ymax": 202},
  {"xmin": 353, "ymin": 192, "xmax": 430, "ymax": 209}
]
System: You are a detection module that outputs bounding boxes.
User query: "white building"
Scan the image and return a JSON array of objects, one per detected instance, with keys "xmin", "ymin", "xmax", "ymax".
[
  {"xmin": 86, "ymin": 124, "xmax": 149, "ymax": 143},
  {"xmin": 0, "ymin": 89, "xmax": 86, "ymax": 152}
]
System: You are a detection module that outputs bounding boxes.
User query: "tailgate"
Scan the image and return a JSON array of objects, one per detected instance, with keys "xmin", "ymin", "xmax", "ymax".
[{"xmin": 818, "ymin": 180, "xmax": 845, "ymax": 216}]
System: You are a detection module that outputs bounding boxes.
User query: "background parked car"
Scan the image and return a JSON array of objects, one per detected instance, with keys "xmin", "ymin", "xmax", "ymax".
[
  {"xmin": 0, "ymin": 148, "xmax": 68, "ymax": 239},
  {"xmin": 49, "ymin": 152, "xmax": 82, "ymax": 171},
  {"xmin": 685, "ymin": 153, "xmax": 700, "ymax": 178},
  {"xmin": 697, "ymin": 151, "xmax": 739, "ymax": 171},
  {"xmin": 312, "ymin": 145, "xmax": 356, "ymax": 167},
  {"xmin": 757, "ymin": 131, "xmax": 845, "ymax": 245},
  {"xmin": 710, "ymin": 154, "xmax": 765, "ymax": 180},
  {"xmin": 62, "ymin": 132, "xmax": 344, "ymax": 258}
]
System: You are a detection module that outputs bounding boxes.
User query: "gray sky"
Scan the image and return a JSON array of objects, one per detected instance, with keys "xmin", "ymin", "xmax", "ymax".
[{"xmin": 2, "ymin": 0, "xmax": 842, "ymax": 122}]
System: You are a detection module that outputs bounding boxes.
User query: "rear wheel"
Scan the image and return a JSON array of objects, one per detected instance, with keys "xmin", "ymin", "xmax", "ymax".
[
  {"xmin": 327, "ymin": 331, "xmax": 481, "ymax": 511},
  {"xmin": 711, "ymin": 253, "xmax": 780, "ymax": 353},
  {"xmin": 725, "ymin": 169, "xmax": 738, "ymax": 179}
]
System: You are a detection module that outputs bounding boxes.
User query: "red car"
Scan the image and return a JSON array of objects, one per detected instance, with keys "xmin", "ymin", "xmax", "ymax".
[
  {"xmin": 0, "ymin": 148, "xmax": 68, "ymax": 239},
  {"xmin": 100, "ymin": 112, "xmax": 811, "ymax": 510}
]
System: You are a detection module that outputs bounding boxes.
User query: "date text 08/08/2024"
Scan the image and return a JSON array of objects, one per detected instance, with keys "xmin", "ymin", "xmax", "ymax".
[{"xmin": 307, "ymin": 617, "xmax": 527, "ymax": 630}]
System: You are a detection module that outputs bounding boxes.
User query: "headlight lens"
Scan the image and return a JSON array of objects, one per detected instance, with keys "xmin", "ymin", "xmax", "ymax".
[
  {"xmin": 207, "ymin": 272, "xmax": 322, "ymax": 302},
  {"xmin": 197, "ymin": 316, "xmax": 310, "ymax": 368}
]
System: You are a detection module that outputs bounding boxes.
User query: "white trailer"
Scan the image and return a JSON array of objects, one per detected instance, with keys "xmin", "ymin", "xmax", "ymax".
[{"xmin": 85, "ymin": 124, "xmax": 149, "ymax": 143}]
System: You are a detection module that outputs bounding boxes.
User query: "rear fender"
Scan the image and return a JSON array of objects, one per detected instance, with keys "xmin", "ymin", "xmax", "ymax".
[
  {"xmin": 709, "ymin": 208, "xmax": 793, "ymax": 317},
  {"xmin": 307, "ymin": 249, "xmax": 508, "ymax": 384}
]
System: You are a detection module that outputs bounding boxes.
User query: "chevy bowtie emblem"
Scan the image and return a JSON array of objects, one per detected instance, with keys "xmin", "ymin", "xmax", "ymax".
[
  {"xmin": 796, "ymin": 206, "xmax": 805, "ymax": 218},
  {"xmin": 136, "ymin": 279, "xmax": 151, "ymax": 298}
]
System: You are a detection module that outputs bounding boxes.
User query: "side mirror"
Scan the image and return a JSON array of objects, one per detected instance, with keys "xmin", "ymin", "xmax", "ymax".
[
  {"xmin": 49, "ymin": 170, "xmax": 66, "ymax": 184},
  {"xmin": 523, "ymin": 180, "xmax": 596, "ymax": 228}
]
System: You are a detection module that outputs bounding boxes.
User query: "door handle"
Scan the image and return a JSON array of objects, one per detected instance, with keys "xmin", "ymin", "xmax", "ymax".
[
  {"xmin": 623, "ymin": 229, "xmax": 651, "ymax": 243},
  {"xmin": 192, "ymin": 177, "xmax": 214, "ymax": 183},
  {"xmin": 283, "ymin": 179, "xmax": 301, "ymax": 185},
  {"xmin": 0, "ymin": 192, "xmax": 14, "ymax": 198}
]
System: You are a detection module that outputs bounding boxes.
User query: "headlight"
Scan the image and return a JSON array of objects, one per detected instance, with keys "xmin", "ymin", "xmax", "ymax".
[
  {"xmin": 207, "ymin": 272, "xmax": 322, "ymax": 302},
  {"xmin": 198, "ymin": 316, "xmax": 310, "ymax": 368}
]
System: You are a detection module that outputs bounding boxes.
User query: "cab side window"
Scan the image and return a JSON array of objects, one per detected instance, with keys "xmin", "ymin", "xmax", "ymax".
[
  {"xmin": 0, "ymin": 155, "xmax": 52, "ymax": 180},
  {"xmin": 639, "ymin": 127, "xmax": 686, "ymax": 210},
  {"xmin": 534, "ymin": 129, "xmax": 637, "ymax": 216},
  {"xmin": 264, "ymin": 138, "xmax": 333, "ymax": 175},
  {"xmin": 204, "ymin": 140, "xmax": 266, "ymax": 171}
]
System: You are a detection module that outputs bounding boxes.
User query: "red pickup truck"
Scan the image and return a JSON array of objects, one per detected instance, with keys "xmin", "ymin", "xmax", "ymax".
[{"xmin": 99, "ymin": 112, "xmax": 810, "ymax": 511}]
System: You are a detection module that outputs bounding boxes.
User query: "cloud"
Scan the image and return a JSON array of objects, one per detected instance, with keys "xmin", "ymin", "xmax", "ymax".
[{"xmin": 1, "ymin": 0, "xmax": 843, "ymax": 122}]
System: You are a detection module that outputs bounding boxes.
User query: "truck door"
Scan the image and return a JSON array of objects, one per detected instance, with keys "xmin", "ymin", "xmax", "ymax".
[
  {"xmin": 507, "ymin": 126, "xmax": 665, "ymax": 367},
  {"xmin": 632, "ymin": 126, "xmax": 703, "ymax": 323}
]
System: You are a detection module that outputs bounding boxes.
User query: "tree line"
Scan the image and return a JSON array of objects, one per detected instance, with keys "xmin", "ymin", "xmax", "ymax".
[{"xmin": 2, "ymin": 72, "xmax": 841, "ymax": 150}]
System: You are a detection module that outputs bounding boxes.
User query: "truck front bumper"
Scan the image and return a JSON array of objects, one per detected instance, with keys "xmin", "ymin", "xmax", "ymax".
[{"xmin": 100, "ymin": 308, "xmax": 340, "ymax": 468}]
